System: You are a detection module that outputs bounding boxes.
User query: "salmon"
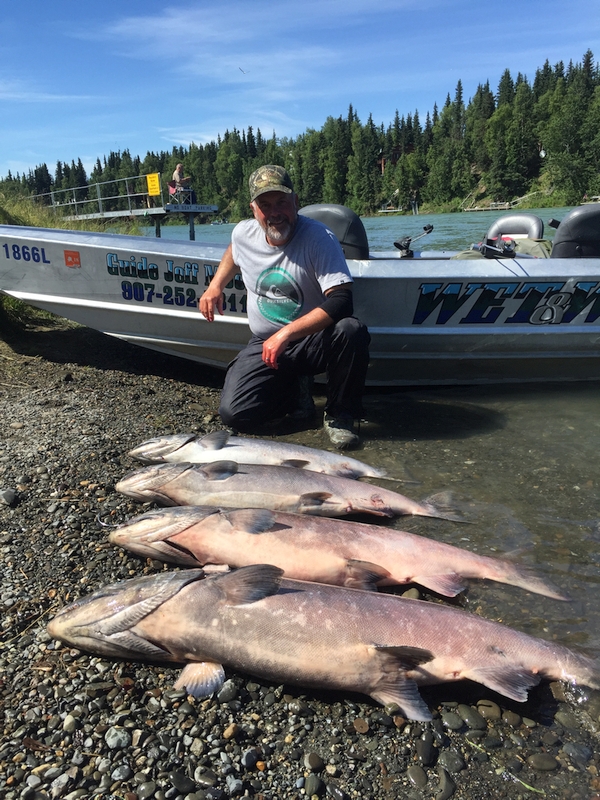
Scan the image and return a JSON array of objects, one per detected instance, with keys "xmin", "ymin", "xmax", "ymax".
[
  {"xmin": 47, "ymin": 565, "xmax": 600, "ymax": 721},
  {"xmin": 128, "ymin": 430, "xmax": 387, "ymax": 480},
  {"xmin": 109, "ymin": 506, "xmax": 567, "ymax": 599},
  {"xmin": 115, "ymin": 461, "xmax": 461, "ymax": 520}
]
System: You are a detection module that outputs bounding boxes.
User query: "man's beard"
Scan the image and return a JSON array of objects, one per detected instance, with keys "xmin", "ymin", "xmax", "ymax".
[{"xmin": 265, "ymin": 219, "xmax": 294, "ymax": 243}]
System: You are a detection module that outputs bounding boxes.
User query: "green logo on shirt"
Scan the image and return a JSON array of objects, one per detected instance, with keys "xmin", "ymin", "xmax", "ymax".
[{"xmin": 256, "ymin": 267, "xmax": 304, "ymax": 324}]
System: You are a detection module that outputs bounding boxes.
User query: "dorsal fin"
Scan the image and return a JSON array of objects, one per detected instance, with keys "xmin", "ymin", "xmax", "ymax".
[
  {"xmin": 199, "ymin": 430, "xmax": 231, "ymax": 450},
  {"xmin": 224, "ymin": 508, "xmax": 276, "ymax": 533},
  {"xmin": 217, "ymin": 564, "xmax": 284, "ymax": 605},
  {"xmin": 200, "ymin": 461, "xmax": 239, "ymax": 480}
]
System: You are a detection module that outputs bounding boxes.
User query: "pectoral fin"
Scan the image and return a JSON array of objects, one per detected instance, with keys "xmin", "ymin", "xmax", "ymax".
[
  {"xmin": 466, "ymin": 665, "xmax": 541, "ymax": 702},
  {"xmin": 344, "ymin": 559, "xmax": 390, "ymax": 590},
  {"xmin": 413, "ymin": 573, "xmax": 467, "ymax": 597},
  {"xmin": 174, "ymin": 661, "xmax": 225, "ymax": 697},
  {"xmin": 281, "ymin": 459, "xmax": 311, "ymax": 469}
]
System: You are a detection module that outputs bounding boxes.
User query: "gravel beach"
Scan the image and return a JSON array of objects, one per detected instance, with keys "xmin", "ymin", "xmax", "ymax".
[{"xmin": 2, "ymin": 311, "xmax": 600, "ymax": 800}]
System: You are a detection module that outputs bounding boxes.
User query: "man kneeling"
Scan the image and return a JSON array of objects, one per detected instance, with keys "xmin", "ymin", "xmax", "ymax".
[{"xmin": 198, "ymin": 165, "xmax": 370, "ymax": 449}]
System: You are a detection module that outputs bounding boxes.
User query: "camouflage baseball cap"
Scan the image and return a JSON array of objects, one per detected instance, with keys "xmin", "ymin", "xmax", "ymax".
[{"xmin": 249, "ymin": 165, "xmax": 294, "ymax": 201}]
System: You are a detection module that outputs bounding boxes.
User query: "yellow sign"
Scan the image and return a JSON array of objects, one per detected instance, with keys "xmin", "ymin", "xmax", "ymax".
[{"xmin": 146, "ymin": 173, "xmax": 161, "ymax": 196}]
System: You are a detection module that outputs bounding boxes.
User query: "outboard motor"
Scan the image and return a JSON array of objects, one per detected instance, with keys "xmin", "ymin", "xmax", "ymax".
[
  {"xmin": 299, "ymin": 204, "xmax": 369, "ymax": 259},
  {"xmin": 550, "ymin": 205, "xmax": 600, "ymax": 258}
]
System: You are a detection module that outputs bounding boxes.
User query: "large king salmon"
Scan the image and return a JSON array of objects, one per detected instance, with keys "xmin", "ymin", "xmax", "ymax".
[
  {"xmin": 128, "ymin": 430, "xmax": 387, "ymax": 480},
  {"xmin": 115, "ymin": 461, "xmax": 460, "ymax": 520},
  {"xmin": 109, "ymin": 506, "xmax": 566, "ymax": 599},
  {"xmin": 47, "ymin": 565, "xmax": 600, "ymax": 721}
]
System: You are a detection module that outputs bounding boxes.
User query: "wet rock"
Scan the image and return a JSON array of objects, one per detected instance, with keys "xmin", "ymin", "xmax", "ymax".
[{"xmin": 527, "ymin": 753, "xmax": 558, "ymax": 771}]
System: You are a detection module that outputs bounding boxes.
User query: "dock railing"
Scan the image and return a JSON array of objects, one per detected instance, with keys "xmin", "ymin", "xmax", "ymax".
[{"xmin": 30, "ymin": 173, "xmax": 165, "ymax": 219}]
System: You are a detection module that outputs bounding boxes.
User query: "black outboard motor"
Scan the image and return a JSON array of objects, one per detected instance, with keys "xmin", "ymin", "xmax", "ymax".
[
  {"xmin": 550, "ymin": 205, "xmax": 600, "ymax": 258},
  {"xmin": 299, "ymin": 204, "xmax": 369, "ymax": 259}
]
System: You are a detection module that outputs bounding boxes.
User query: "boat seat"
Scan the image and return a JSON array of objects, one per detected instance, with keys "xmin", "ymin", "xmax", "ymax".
[
  {"xmin": 168, "ymin": 180, "xmax": 194, "ymax": 205},
  {"xmin": 486, "ymin": 213, "xmax": 544, "ymax": 241},
  {"xmin": 550, "ymin": 204, "xmax": 600, "ymax": 258},
  {"xmin": 299, "ymin": 204, "xmax": 369, "ymax": 259}
]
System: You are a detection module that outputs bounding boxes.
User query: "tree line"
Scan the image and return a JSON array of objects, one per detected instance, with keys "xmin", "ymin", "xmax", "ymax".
[{"xmin": 2, "ymin": 50, "xmax": 599, "ymax": 217}]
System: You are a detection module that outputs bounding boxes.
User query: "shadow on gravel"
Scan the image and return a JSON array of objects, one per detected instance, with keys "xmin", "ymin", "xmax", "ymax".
[
  {"xmin": 1, "ymin": 310, "xmax": 508, "ymax": 441},
  {"xmin": 0, "ymin": 317, "xmax": 225, "ymax": 389}
]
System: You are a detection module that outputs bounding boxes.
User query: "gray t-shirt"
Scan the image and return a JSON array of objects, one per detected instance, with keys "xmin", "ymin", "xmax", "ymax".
[{"xmin": 231, "ymin": 214, "xmax": 353, "ymax": 338}]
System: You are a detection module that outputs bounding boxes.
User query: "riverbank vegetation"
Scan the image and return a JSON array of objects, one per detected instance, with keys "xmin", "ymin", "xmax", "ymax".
[{"xmin": 1, "ymin": 50, "xmax": 599, "ymax": 219}]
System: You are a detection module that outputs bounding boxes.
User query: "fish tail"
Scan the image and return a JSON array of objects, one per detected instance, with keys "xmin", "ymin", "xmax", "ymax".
[
  {"xmin": 565, "ymin": 651, "xmax": 600, "ymax": 691},
  {"xmin": 420, "ymin": 492, "xmax": 466, "ymax": 523},
  {"xmin": 495, "ymin": 562, "xmax": 569, "ymax": 601}
]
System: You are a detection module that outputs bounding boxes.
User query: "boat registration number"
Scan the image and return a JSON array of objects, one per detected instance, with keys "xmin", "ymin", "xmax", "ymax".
[
  {"xmin": 2, "ymin": 243, "xmax": 51, "ymax": 263},
  {"xmin": 121, "ymin": 280, "xmax": 247, "ymax": 314}
]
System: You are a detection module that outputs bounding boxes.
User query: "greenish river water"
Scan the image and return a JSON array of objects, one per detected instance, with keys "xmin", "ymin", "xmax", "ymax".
[
  {"xmin": 145, "ymin": 207, "xmax": 600, "ymax": 668},
  {"xmin": 142, "ymin": 205, "xmax": 576, "ymax": 251}
]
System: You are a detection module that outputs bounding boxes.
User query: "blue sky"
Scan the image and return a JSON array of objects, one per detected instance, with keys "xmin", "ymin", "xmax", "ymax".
[{"xmin": 1, "ymin": 0, "xmax": 598, "ymax": 180}]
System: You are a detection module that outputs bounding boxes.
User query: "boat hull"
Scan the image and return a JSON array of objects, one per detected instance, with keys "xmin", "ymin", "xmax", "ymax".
[{"xmin": 2, "ymin": 224, "xmax": 600, "ymax": 386}]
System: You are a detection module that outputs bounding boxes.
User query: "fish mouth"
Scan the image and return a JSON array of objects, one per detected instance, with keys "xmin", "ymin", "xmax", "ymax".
[{"xmin": 112, "ymin": 507, "xmax": 219, "ymax": 543}]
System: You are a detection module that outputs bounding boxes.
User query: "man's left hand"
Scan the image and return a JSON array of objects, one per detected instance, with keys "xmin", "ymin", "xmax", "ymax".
[{"xmin": 262, "ymin": 331, "xmax": 288, "ymax": 369}]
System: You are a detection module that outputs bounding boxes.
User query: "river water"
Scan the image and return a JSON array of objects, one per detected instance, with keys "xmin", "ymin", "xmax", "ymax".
[{"xmin": 144, "ymin": 208, "xmax": 600, "ymax": 667}]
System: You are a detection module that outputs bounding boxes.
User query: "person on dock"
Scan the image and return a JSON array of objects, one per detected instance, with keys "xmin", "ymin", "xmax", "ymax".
[
  {"xmin": 198, "ymin": 164, "xmax": 370, "ymax": 449},
  {"xmin": 172, "ymin": 163, "xmax": 196, "ymax": 203}
]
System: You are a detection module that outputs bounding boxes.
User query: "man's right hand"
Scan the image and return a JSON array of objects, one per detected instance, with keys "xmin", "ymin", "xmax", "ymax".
[
  {"xmin": 198, "ymin": 244, "xmax": 237, "ymax": 322},
  {"xmin": 198, "ymin": 286, "xmax": 224, "ymax": 321}
]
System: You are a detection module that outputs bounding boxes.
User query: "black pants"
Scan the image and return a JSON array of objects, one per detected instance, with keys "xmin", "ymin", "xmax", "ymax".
[{"xmin": 219, "ymin": 317, "xmax": 370, "ymax": 431}]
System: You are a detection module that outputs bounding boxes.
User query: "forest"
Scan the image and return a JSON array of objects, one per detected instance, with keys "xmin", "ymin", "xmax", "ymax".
[{"xmin": 2, "ymin": 50, "xmax": 599, "ymax": 219}]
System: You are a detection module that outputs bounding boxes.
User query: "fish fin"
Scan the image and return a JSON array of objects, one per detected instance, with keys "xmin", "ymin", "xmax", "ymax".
[
  {"xmin": 200, "ymin": 461, "xmax": 239, "ymax": 480},
  {"xmin": 298, "ymin": 492, "xmax": 333, "ymax": 509},
  {"xmin": 218, "ymin": 564, "xmax": 284, "ymax": 605},
  {"xmin": 224, "ymin": 508, "xmax": 276, "ymax": 534},
  {"xmin": 199, "ymin": 430, "xmax": 230, "ymax": 450},
  {"xmin": 370, "ymin": 645, "xmax": 435, "ymax": 719},
  {"xmin": 414, "ymin": 573, "xmax": 467, "ymax": 597},
  {"xmin": 496, "ymin": 564, "xmax": 570, "ymax": 601},
  {"xmin": 466, "ymin": 665, "xmax": 542, "ymax": 702},
  {"xmin": 174, "ymin": 661, "xmax": 225, "ymax": 697},
  {"xmin": 419, "ymin": 492, "xmax": 468, "ymax": 523},
  {"xmin": 344, "ymin": 559, "xmax": 390, "ymax": 590},
  {"xmin": 371, "ymin": 679, "xmax": 432, "ymax": 721},
  {"xmin": 373, "ymin": 645, "xmax": 434, "ymax": 670},
  {"xmin": 281, "ymin": 459, "xmax": 311, "ymax": 469}
]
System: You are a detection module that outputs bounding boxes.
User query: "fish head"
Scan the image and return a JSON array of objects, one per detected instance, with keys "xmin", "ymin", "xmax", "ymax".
[
  {"xmin": 128, "ymin": 433, "xmax": 197, "ymax": 463},
  {"xmin": 109, "ymin": 506, "xmax": 221, "ymax": 566},
  {"xmin": 115, "ymin": 463, "xmax": 192, "ymax": 503},
  {"xmin": 47, "ymin": 569, "xmax": 206, "ymax": 660}
]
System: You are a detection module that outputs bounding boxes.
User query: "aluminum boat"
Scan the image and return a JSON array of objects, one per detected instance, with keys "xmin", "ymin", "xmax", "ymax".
[{"xmin": 2, "ymin": 204, "xmax": 600, "ymax": 386}]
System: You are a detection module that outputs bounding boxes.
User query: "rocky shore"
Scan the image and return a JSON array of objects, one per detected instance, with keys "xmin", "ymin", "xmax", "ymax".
[{"xmin": 2, "ymin": 312, "xmax": 600, "ymax": 800}]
